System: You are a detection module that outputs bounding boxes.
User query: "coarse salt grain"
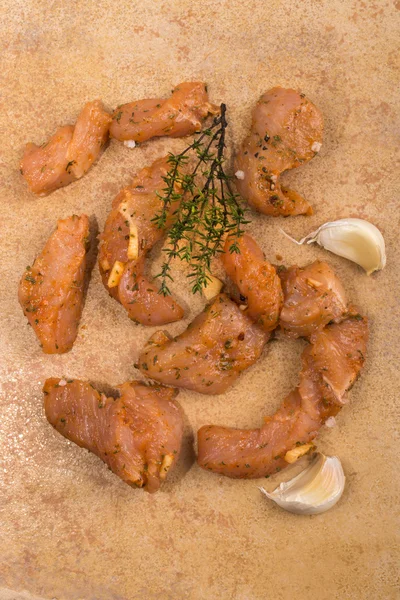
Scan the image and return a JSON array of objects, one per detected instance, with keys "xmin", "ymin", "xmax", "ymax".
[
  {"xmin": 311, "ymin": 141, "xmax": 322, "ymax": 153},
  {"xmin": 124, "ymin": 140, "xmax": 136, "ymax": 149},
  {"xmin": 58, "ymin": 379, "xmax": 67, "ymax": 386},
  {"xmin": 235, "ymin": 170, "xmax": 245, "ymax": 180},
  {"xmin": 325, "ymin": 416, "xmax": 336, "ymax": 428}
]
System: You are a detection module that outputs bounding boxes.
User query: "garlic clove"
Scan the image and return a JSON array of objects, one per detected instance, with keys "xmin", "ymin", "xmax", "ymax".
[
  {"xmin": 281, "ymin": 218, "xmax": 386, "ymax": 275},
  {"xmin": 259, "ymin": 453, "xmax": 345, "ymax": 515}
]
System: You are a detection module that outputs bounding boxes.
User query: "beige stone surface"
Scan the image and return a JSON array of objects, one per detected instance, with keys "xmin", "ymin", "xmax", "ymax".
[{"xmin": 0, "ymin": 0, "xmax": 399, "ymax": 598}]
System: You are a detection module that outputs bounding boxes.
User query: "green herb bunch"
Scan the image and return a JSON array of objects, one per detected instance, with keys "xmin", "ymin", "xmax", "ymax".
[{"xmin": 152, "ymin": 104, "xmax": 249, "ymax": 296}]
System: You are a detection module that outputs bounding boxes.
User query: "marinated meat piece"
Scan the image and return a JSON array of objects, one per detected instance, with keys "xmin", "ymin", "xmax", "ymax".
[
  {"xmin": 138, "ymin": 294, "xmax": 268, "ymax": 395},
  {"xmin": 21, "ymin": 100, "xmax": 111, "ymax": 195},
  {"xmin": 44, "ymin": 378, "xmax": 183, "ymax": 493},
  {"xmin": 235, "ymin": 87, "xmax": 323, "ymax": 216},
  {"xmin": 197, "ymin": 315, "xmax": 368, "ymax": 478},
  {"xmin": 279, "ymin": 261, "xmax": 347, "ymax": 339},
  {"xmin": 110, "ymin": 82, "xmax": 218, "ymax": 142},
  {"xmin": 21, "ymin": 126, "xmax": 75, "ymax": 194},
  {"xmin": 117, "ymin": 261, "xmax": 184, "ymax": 326},
  {"xmin": 99, "ymin": 156, "xmax": 184, "ymax": 326},
  {"xmin": 222, "ymin": 233, "xmax": 283, "ymax": 332},
  {"xmin": 301, "ymin": 314, "xmax": 368, "ymax": 405},
  {"xmin": 18, "ymin": 214, "xmax": 89, "ymax": 353},
  {"xmin": 66, "ymin": 101, "xmax": 112, "ymax": 178}
]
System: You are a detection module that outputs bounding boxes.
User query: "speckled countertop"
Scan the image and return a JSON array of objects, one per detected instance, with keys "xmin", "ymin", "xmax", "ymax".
[{"xmin": 0, "ymin": 1, "xmax": 399, "ymax": 599}]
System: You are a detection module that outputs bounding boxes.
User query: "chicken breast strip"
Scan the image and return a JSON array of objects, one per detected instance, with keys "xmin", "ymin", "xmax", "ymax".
[
  {"xmin": 138, "ymin": 294, "xmax": 268, "ymax": 395},
  {"xmin": 222, "ymin": 233, "xmax": 283, "ymax": 333},
  {"xmin": 110, "ymin": 82, "xmax": 218, "ymax": 143},
  {"xmin": 99, "ymin": 156, "xmax": 184, "ymax": 326},
  {"xmin": 18, "ymin": 214, "xmax": 90, "ymax": 353},
  {"xmin": 234, "ymin": 87, "xmax": 323, "ymax": 216},
  {"xmin": 21, "ymin": 100, "xmax": 111, "ymax": 195},
  {"xmin": 44, "ymin": 378, "xmax": 184, "ymax": 493},
  {"xmin": 279, "ymin": 261, "xmax": 348, "ymax": 339}
]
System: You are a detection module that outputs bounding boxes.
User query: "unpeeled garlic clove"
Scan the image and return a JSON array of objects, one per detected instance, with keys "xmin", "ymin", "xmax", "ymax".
[
  {"xmin": 259, "ymin": 453, "xmax": 345, "ymax": 515},
  {"xmin": 281, "ymin": 218, "xmax": 386, "ymax": 275}
]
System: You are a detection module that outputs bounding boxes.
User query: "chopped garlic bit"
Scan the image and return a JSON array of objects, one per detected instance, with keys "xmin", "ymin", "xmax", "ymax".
[
  {"xmin": 311, "ymin": 141, "xmax": 322, "ymax": 153},
  {"xmin": 118, "ymin": 201, "xmax": 139, "ymax": 260},
  {"xmin": 203, "ymin": 275, "xmax": 223, "ymax": 300},
  {"xmin": 118, "ymin": 201, "xmax": 134, "ymax": 224},
  {"xmin": 127, "ymin": 222, "xmax": 139, "ymax": 260},
  {"xmin": 281, "ymin": 218, "xmax": 386, "ymax": 275},
  {"xmin": 235, "ymin": 170, "xmax": 245, "ymax": 180},
  {"xmin": 260, "ymin": 453, "xmax": 345, "ymax": 515},
  {"xmin": 284, "ymin": 443, "xmax": 314, "ymax": 464},
  {"xmin": 107, "ymin": 260, "xmax": 125, "ymax": 288},
  {"xmin": 159, "ymin": 454, "xmax": 174, "ymax": 479},
  {"xmin": 306, "ymin": 277, "xmax": 323, "ymax": 289},
  {"xmin": 124, "ymin": 140, "xmax": 136, "ymax": 149},
  {"xmin": 100, "ymin": 257, "xmax": 111, "ymax": 272},
  {"xmin": 239, "ymin": 304, "xmax": 248, "ymax": 311}
]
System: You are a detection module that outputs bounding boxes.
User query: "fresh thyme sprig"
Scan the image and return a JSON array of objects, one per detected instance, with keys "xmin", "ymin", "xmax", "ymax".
[{"xmin": 153, "ymin": 103, "xmax": 249, "ymax": 295}]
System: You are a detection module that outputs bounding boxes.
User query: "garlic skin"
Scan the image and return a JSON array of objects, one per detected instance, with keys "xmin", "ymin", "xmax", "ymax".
[
  {"xmin": 259, "ymin": 453, "xmax": 345, "ymax": 515},
  {"xmin": 281, "ymin": 218, "xmax": 386, "ymax": 275}
]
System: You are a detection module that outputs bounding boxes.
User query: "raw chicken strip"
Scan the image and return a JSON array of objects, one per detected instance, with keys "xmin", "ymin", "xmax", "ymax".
[
  {"xmin": 99, "ymin": 156, "xmax": 184, "ymax": 326},
  {"xmin": 279, "ymin": 261, "xmax": 348, "ymax": 339},
  {"xmin": 234, "ymin": 87, "xmax": 323, "ymax": 216},
  {"xmin": 18, "ymin": 214, "xmax": 89, "ymax": 354},
  {"xmin": 222, "ymin": 233, "xmax": 283, "ymax": 332},
  {"xmin": 302, "ymin": 314, "xmax": 367, "ymax": 405},
  {"xmin": 21, "ymin": 100, "xmax": 111, "ymax": 195},
  {"xmin": 197, "ymin": 315, "xmax": 368, "ymax": 478},
  {"xmin": 138, "ymin": 294, "xmax": 268, "ymax": 395},
  {"xmin": 110, "ymin": 82, "xmax": 218, "ymax": 142},
  {"xmin": 44, "ymin": 378, "xmax": 183, "ymax": 493}
]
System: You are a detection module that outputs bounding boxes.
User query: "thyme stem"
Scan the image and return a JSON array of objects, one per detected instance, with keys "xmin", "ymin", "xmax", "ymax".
[{"xmin": 153, "ymin": 103, "xmax": 249, "ymax": 296}]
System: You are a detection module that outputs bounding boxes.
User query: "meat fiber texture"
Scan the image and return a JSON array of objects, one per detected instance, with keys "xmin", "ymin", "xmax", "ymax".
[{"xmin": 44, "ymin": 378, "xmax": 184, "ymax": 493}]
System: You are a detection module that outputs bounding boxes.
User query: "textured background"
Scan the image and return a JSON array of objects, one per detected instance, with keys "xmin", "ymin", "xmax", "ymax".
[{"xmin": 0, "ymin": 0, "xmax": 399, "ymax": 598}]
